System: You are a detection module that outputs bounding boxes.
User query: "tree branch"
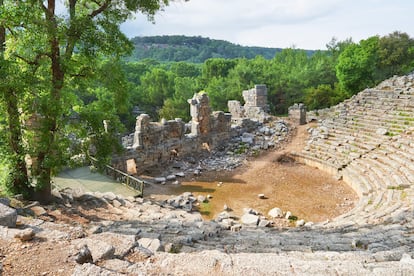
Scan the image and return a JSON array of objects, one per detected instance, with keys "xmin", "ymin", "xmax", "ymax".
[
  {"xmin": 89, "ymin": 0, "xmax": 110, "ymax": 18},
  {"xmin": 13, "ymin": 53, "xmax": 49, "ymax": 66}
]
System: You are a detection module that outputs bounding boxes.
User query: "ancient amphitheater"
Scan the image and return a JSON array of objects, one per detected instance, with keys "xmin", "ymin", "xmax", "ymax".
[{"xmin": 1, "ymin": 74, "xmax": 414, "ymax": 275}]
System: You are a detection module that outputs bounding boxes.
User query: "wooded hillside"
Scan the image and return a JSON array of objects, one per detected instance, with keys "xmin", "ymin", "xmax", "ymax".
[{"xmin": 129, "ymin": 35, "xmax": 296, "ymax": 62}]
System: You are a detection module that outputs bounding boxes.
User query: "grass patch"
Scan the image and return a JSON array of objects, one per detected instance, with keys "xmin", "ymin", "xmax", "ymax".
[
  {"xmin": 199, "ymin": 201, "xmax": 212, "ymax": 217},
  {"xmin": 235, "ymin": 142, "xmax": 248, "ymax": 154},
  {"xmin": 288, "ymin": 215, "xmax": 298, "ymax": 221},
  {"xmin": 387, "ymin": 185, "xmax": 405, "ymax": 190}
]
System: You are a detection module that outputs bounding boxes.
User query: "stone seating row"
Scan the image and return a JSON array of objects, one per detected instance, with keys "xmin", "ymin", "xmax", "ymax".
[{"xmin": 301, "ymin": 82, "xmax": 414, "ymax": 228}]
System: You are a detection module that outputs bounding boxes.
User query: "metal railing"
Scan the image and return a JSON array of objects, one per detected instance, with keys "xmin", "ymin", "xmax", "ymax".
[{"xmin": 90, "ymin": 157, "xmax": 144, "ymax": 197}]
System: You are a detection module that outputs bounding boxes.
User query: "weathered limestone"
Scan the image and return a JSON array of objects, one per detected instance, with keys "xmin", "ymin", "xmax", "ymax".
[
  {"xmin": 0, "ymin": 202, "xmax": 17, "ymax": 227},
  {"xmin": 294, "ymin": 73, "xmax": 414, "ymax": 228},
  {"xmin": 228, "ymin": 84, "xmax": 270, "ymax": 123},
  {"xmin": 118, "ymin": 93, "xmax": 231, "ymax": 174},
  {"xmin": 188, "ymin": 92, "xmax": 211, "ymax": 136},
  {"xmin": 288, "ymin": 103, "xmax": 307, "ymax": 125}
]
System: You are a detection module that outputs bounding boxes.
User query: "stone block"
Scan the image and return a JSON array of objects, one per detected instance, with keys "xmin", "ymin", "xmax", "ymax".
[
  {"xmin": 241, "ymin": 213, "xmax": 259, "ymax": 226},
  {"xmin": 0, "ymin": 203, "xmax": 17, "ymax": 228}
]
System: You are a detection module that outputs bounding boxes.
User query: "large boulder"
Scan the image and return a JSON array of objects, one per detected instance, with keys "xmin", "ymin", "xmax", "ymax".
[
  {"xmin": 241, "ymin": 213, "xmax": 259, "ymax": 226},
  {"xmin": 0, "ymin": 202, "xmax": 17, "ymax": 227}
]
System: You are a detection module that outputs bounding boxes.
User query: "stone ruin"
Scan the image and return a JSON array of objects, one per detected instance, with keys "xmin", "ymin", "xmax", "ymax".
[
  {"xmin": 118, "ymin": 92, "xmax": 232, "ymax": 173},
  {"xmin": 116, "ymin": 85, "xmax": 278, "ymax": 174},
  {"xmin": 228, "ymin": 84, "xmax": 270, "ymax": 123},
  {"xmin": 288, "ymin": 103, "xmax": 307, "ymax": 125}
]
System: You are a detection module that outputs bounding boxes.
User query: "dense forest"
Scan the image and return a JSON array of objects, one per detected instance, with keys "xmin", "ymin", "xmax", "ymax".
[
  {"xmin": 129, "ymin": 35, "xmax": 289, "ymax": 62},
  {"xmin": 124, "ymin": 32, "xmax": 414, "ymax": 124},
  {"xmin": 1, "ymin": 0, "xmax": 414, "ymax": 201}
]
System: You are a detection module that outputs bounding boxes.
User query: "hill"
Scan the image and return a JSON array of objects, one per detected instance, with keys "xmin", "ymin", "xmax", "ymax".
[{"xmin": 129, "ymin": 35, "xmax": 285, "ymax": 62}]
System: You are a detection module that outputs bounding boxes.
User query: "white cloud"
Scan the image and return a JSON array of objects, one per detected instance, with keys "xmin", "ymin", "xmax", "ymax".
[{"xmin": 121, "ymin": 0, "xmax": 414, "ymax": 50}]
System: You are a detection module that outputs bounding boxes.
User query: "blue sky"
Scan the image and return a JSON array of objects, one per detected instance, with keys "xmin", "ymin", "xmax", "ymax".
[{"xmin": 121, "ymin": 0, "xmax": 414, "ymax": 50}]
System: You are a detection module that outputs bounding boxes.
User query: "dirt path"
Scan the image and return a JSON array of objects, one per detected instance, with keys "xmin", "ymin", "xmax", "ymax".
[{"xmin": 146, "ymin": 122, "xmax": 358, "ymax": 223}]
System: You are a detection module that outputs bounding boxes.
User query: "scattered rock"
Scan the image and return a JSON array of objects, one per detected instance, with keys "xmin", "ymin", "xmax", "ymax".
[
  {"xmin": 0, "ymin": 198, "xmax": 11, "ymax": 206},
  {"xmin": 72, "ymin": 263, "xmax": 112, "ymax": 276},
  {"xmin": 285, "ymin": 211, "xmax": 292, "ymax": 219},
  {"xmin": 75, "ymin": 245, "xmax": 93, "ymax": 264},
  {"xmin": 0, "ymin": 202, "xmax": 17, "ymax": 227},
  {"xmin": 112, "ymin": 200, "xmax": 122, "ymax": 208},
  {"xmin": 230, "ymin": 224, "xmax": 242, "ymax": 232},
  {"xmin": 268, "ymin": 207, "xmax": 283, "ymax": 218},
  {"xmin": 376, "ymin": 128, "xmax": 388, "ymax": 135},
  {"xmin": 138, "ymin": 238, "xmax": 162, "ymax": 254},
  {"xmin": 243, "ymin": 208, "xmax": 259, "ymax": 215},
  {"xmin": 258, "ymin": 219, "xmax": 271, "ymax": 227},
  {"xmin": 258, "ymin": 193, "xmax": 266, "ymax": 199},
  {"xmin": 241, "ymin": 132, "xmax": 255, "ymax": 144},
  {"xmin": 175, "ymin": 172, "xmax": 185, "ymax": 177},
  {"xmin": 14, "ymin": 228, "xmax": 35, "ymax": 241},
  {"xmin": 296, "ymin": 219, "xmax": 305, "ymax": 227},
  {"xmin": 166, "ymin": 175, "xmax": 176, "ymax": 181},
  {"xmin": 75, "ymin": 239, "xmax": 115, "ymax": 262},
  {"xmin": 197, "ymin": 195, "xmax": 207, "ymax": 203},
  {"xmin": 304, "ymin": 222, "xmax": 314, "ymax": 228},
  {"xmin": 154, "ymin": 177, "xmax": 167, "ymax": 183},
  {"xmin": 241, "ymin": 213, "xmax": 259, "ymax": 226}
]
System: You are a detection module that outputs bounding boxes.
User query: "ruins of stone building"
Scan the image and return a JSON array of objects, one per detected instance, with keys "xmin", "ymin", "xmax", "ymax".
[
  {"xmin": 288, "ymin": 103, "xmax": 307, "ymax": 125},
  {"xmin": 228, "ymin": 84, "xmax": 270, "ymax": 123},
  {"xmin": 117, "ymin": 92, "xmax": 231, "ymax": 174}
]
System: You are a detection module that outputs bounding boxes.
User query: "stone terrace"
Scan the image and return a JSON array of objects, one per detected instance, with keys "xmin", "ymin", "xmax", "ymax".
[{"xmin": 295, "ymin": 73, "xmax": 414, "ymax": 229}]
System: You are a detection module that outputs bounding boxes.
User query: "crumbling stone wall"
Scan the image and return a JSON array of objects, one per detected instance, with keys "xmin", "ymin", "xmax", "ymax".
[
  {"xmin": 116, "ymin": 92, "xmax": 231, "ymax": 173},
  {"xmin": 288, "ymin": 103, "xmax": 307, "ymax": 125},
  {"xmin": 228, "ymin": 84, "xmax": 269, "ymax": 123}
]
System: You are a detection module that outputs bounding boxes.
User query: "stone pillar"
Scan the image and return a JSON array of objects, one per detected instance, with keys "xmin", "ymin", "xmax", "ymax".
[
  {"xmin": 228, "ymin": 100, "xmax": 244, "ymax": 119},
  {"xmin": 241, "ymin": 84, "xmax": 269, "ymax": 122},
  {"xmin": 188, "ymin": 92, "xmax": 211, "ymax": 136},
  {"xmin": 288, "ymin": 103, "xmax": 307, "ymax": 125},
  {"xmin": 133, "ymin": 114, "xmax": 151, "ymax": 148}
]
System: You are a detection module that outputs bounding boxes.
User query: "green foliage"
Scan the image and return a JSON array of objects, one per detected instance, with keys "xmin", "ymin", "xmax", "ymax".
[
  {"xmin": 158, "ymin": 77, "xmax": 197, "ymax": 121},
  {"xmin": 304, "ymin": 84, "xmax": 346, "ymax": 110},
  {"xmin": 336, "ymin": 37, "xmax": 380, "ymax": 94},
  {"xmin": 377, "ymin": 31, "xmax": 414, "ymax": 79},
  {"xmin": 335, "ymin": 33, "xmax": 414, "ymax": 95},
  {"xmin": 0, "ymin": 0, "xmax": 171, "ymax": 200}
]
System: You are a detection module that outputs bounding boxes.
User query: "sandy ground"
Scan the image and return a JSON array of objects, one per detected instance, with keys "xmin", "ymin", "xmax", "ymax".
[{"xmin": 144, "ymin": 123, "xmax": 357, "ymax": 222}]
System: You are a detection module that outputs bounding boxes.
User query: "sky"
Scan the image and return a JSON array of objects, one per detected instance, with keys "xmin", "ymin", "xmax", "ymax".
[{"xmin": 120, "ymin": 0, "xmax": 414, "ymax": 50}]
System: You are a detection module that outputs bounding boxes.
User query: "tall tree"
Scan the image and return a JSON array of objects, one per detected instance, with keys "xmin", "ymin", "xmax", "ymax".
[
  {"xmin": 377, "ymin": 31, "xmax": 414, "ymax": 79},
  {"xmin": 336, "ymin": 36, "xmax": 380, "ymax": 94},
  {"xmin": 0, "ymin": 0, "xmax": 177, "ymax": 202},
  {"xmin": 0, "ymin": 0, "xmax": 31, "ymax": 196}
]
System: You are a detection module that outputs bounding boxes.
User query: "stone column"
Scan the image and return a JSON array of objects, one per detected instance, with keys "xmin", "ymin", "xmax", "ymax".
[
  {"xmin": 288, "ymin": 103, "xmax": 307, "ymax": 125},
  {"xmin": 133, "ymin": 114, "xmax": 151, "ymax": 149},
  {"xmin": 188, "ymin": 92, "xmax": 211, "ymax": 136}
]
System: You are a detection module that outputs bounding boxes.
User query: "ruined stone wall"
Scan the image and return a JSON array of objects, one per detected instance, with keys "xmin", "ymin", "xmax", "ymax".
[
  {"xmin": 288, "ymin": 103, "xmax": 307, "ymax": 125},
  {"xmin": 228, "ymin": 84, "xmax": 270, "ymax": 123},
  {"xmin": 116, "ymin": 92, "xmax": 231, "ymax": 174}
]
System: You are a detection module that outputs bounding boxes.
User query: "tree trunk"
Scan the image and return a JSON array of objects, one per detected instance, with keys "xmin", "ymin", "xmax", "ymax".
[
  {"xmin": 31, "ymin": 0, "xmax": 63, "ymax": 203},
  {"xmin": 5, "ymin": 89, "xmax": 32, "ymax": 196}
]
